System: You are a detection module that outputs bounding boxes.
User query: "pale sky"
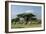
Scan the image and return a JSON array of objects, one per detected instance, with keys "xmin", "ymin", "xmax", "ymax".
[{"xmin": 11, "ymin": 5, "xmax": 41, "ymax": 19}]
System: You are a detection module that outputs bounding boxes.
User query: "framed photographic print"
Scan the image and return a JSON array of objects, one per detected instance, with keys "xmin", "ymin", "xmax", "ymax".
[{"xmin": 5, "ymin": 1, "xmax": 45, "ymax": 33}]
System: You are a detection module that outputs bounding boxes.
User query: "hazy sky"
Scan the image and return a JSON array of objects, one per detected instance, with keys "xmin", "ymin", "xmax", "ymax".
[{"xmin": 11, "ymin": 5, "xmax": 41, "ymax": 19}]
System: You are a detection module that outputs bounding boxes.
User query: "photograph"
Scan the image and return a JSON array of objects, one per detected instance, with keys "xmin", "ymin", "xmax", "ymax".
[
  {"xmin": 11, "ymin": 4, "xmax": 41, "ymax": 29},
  {"xmin": 5, "ymin": 1, "xmax": 45, "ymax": 33}
]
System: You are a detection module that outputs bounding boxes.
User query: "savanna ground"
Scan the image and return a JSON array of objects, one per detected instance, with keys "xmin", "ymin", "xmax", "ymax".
[{"xmin": 11, "ymin": 21, "xmax": 41, "ymax": 29}]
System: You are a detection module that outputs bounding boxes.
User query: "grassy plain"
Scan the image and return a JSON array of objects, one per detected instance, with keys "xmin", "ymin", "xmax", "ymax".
[{"xmin": 11, "ymin": 21, "xmax": 41, "ymax": 29}]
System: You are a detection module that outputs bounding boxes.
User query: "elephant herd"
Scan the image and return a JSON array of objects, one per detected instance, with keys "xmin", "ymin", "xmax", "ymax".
[{"xmin": 11, "ymin": 13, "xmax": 41, "ymax": 24}]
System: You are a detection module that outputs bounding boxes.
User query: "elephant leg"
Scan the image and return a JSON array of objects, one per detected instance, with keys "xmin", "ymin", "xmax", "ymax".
[{"xmin": 25, "ymin": 21, "xmax": 28, "ymax": 25}]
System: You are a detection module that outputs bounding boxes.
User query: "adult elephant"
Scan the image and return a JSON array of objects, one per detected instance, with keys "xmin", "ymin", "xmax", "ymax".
[{"xmin": 17, "ymin": 13, "xmax": 36, "ymax": 24}]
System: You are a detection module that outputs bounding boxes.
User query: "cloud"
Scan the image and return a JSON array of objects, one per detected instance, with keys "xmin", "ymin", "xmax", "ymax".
[
  {"xmin": 15, "ymin": 10, "xmax": 34, "ymax": 15},
  {"xmin": 25, "ymin": 10, "xmax": 34, "ymax": 13},
  {"xmin": 12, "ymin": 10, "xmax": 34, "ymax": 18},
  {"xmin": 12, "ymin": 10, "xmax": 41, "ymax": 19}
]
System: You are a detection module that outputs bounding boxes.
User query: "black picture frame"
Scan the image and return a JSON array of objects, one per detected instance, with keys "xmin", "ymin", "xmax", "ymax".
[{"xmin": 5, "ymin": 1, "xmax": 45, "ymax": 33}]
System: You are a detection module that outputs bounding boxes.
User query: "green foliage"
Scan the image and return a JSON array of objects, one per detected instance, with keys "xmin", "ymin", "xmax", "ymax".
[
  {"xmin": 11, "ymin": 17, "xmax": 20, "ymax": 23},
  {"xmin": 17, "ymin": 13, "xmax": 36, "ymax": 24},
  {"xmin": 17, "ymin": 13, "xmax": 35, "ymax": 18},
  {"xmin": 11, "ymin": 13, "xmax": 41, "ymax": 28},
  {"xmin": 11, "ymin": 13, "xmax": 41, "ymax": 24}
]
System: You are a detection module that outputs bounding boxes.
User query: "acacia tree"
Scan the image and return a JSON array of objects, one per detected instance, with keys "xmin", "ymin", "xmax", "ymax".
[{"xmin": 17, "ymin": 13, "xmax": 36, "ymax": 24}]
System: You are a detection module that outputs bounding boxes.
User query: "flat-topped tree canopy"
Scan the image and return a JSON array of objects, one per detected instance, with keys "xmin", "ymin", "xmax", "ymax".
[
  {"xmin": 17, "ymin": 13, "xmax": 35, "ymax": 18},
  {"xmin": 17, "ymin": 13, "xmax": 37, "ymax": 24}
]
